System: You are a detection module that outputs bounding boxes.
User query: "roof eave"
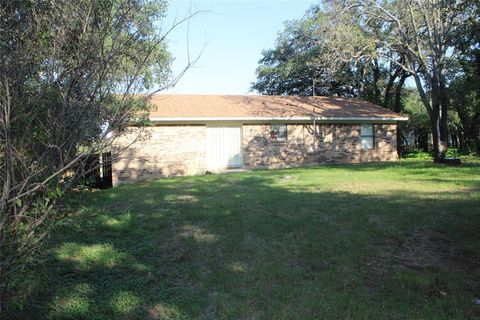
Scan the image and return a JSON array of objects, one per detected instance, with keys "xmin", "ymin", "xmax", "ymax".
[{"xmin": 147, "ymin": 116, "xmax": 409, "ymax": 124}]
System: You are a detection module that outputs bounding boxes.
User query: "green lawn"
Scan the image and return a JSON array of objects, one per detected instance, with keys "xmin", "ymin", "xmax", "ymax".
[{"xmin": 17, "ymin": 160, "xmax": 480, "ymax": 319}]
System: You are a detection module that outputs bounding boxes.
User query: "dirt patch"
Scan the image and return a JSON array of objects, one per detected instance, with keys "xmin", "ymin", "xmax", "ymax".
[
  {"xmin": 393, "ymin": 229, "xmax": 475, "ymax": 271},
  {"xmin": 364, "ymin": 228, "xmax": 478, "ymax": 294},
  {"xmin": 374, "ymin": 228, "xmax": 477, "ymax": 273}
]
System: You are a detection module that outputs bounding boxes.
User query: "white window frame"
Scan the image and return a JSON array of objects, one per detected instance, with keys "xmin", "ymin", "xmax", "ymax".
[
  {"xmin": 270, "ymin": 124, "xmax": 287, "ymax": 141},
  {"xmin": 361, "ymin": 124, "xmax": 375, "ymax": 150}
]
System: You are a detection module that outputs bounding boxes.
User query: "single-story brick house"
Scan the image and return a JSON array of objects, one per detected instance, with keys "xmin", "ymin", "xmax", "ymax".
[{"xmin": 112, "ymin": 95, "xmax": 408, "ymax": 185}]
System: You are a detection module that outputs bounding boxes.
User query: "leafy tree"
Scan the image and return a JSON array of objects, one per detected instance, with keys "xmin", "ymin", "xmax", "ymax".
[
  {"xmin": 251, "ymin": 4, "xmax": 410, "ymax": 109},
  {"xmin": 251, "ymin": 8, "xmax": 364, "ymax": 97},
  {"xmin": 345, "ymin": 0, "xmax": 476, "ymax": 162},
  {"xmin": 0, "ymin": 0, "xmax": 196, "ymax": 313},
  {"xmin": 254, "ymin": 0, "xmax": 478, "ymax": 161},
  {"xmin": 401, "ymin": 89, "xmax": 432, "ymax": 151},
  {"xmin": 447, "ymin": 0, "xmax": 480, "ymax": 153}
]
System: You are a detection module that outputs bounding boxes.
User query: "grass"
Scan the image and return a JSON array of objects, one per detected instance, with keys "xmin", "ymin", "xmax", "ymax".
[{"xmin": 14, "ymin": 160, "xmax": 480, "ymax": 319}]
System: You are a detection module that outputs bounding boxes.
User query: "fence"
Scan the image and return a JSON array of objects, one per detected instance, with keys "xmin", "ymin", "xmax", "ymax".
[{"xmin": 84, "ymin": 152, "xmax": 112, "ymax": 189}]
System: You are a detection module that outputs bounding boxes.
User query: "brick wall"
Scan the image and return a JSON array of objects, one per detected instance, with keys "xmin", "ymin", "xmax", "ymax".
[
  {"xmin": 112, "ymin": 125, "xmax": 206, "ymax": 185},
  {"xmin": 242, "ymin": 123, "xmax": 397, "ymax": 169},
  {"xmin": 113, "ymin": 123, "xmax": 398, "ymax": 185},
  {"xmin": 242, "ymin": 124, "xmax": 316, "ymax": 168},
  {"xmin": 317, "ymin": 123, "xmax": 398, "ymax": 163}
]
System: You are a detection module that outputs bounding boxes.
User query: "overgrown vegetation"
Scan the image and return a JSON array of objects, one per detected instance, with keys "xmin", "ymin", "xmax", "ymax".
[
  {"xmin": 402, "ymin": 150, "xmax": 433, "ymax": 160},
  {"xmin": 9, "ymin": 161, "xmax": 480, "ymax": 319},
  {"xmin": 0, "ymin": 0, "xmax": 198, "ymax": 313},
  {"xmin": 402, "ymin": 148, "xmax": 478, "ymax": 163}
]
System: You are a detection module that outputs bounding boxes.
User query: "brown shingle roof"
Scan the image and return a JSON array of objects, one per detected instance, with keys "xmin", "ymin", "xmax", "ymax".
[{"xmin": 149, "ymin": 94, "xmax": 406, "ymax": 120}]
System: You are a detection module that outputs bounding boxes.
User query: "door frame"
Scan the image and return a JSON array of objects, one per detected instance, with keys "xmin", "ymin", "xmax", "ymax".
[{"xmin": 206, "ymin": 124, "xmax": 243, "ymax": 170}]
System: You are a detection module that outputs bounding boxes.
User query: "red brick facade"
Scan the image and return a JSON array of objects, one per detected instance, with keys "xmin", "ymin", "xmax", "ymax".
[{"xmin": 112, "ymin": 123, "xmax": 398, "ymax": 185}]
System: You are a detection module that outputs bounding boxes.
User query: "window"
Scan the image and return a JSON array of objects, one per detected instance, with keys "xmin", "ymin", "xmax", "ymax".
[
  {"xmin": 271, "ymin": 124, "xmax": 287, "ymax": 141},
  {"xmin": 361, "ymin": 124, "xmax": 374, "ymax": 149}
]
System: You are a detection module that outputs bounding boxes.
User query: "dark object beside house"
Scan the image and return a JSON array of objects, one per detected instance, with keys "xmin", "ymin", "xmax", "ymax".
[
  {"xmin": 84, "ymin": 152, "xmax": 113, "ymax": 188},
  {"xmin": 442, "ymin": 157, "xmax": 461, "ymax": 166}
]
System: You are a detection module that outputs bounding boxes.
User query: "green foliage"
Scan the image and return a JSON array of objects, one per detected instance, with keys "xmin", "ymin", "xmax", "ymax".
[
  {"xmin": 401, "ymin": 150, "xmax": 433, "ymax": 160},
  {"xmin": 403, "ymin": 148, "xmax": 471, "ymax": 159},
  {"xmin": 0, "ymin": 0, "xmax": 174, "ymax": 313},
  {"xmin": 446, "ymin": 148, "xmax": 461, "ymax": 158},
  {"xmin": 251, "ymin": 6, "xmax": 377, "ymax": 97},
  {"xmin": 399, "ymin": 89, "xmax": 431, "ymax": 150},
  {"xmin": 448, "ymin": 24, "xmax": 480, "ymax": 154}
]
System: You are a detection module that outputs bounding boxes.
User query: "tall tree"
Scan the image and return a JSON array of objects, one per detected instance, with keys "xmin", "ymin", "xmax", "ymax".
[
  {"xmin": 253, "ymin": 1, "xmax": 479, "ymax": 159},
  {"xmin": 251, "ymin": 4, "xmax": 409, "ymax": 109},
  {"xmin": 345, "ymin": 0, "xmax": 473, "ymax": 162},
  {"xmin": 251, "ymin": 8, "xmax": 365, "ymax": 97},
  {"xmin": 447, "ymin": 0, "xmax": 480, "ymax": 152},
  {"xmin": 0, "ymin": 0, "xmax": 196, "ymax": 312}
]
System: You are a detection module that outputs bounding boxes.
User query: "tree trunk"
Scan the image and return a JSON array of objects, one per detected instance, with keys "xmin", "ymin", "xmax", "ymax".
[
  {"xmin": 455, "ymin": 104, "xmax": 478, "ymax": 153},
  {"xmin": 372, "ymin": 59, "xmax": 381, "ymax": 103},
  {"xmin": 392, "ymin": 74, "xmax": 407, "ymax": 158},
  {"xmin": 0, "ymin": 88, "xmax": 13, "ymax": 317},
  {"xmin": 358, "ymin": 66, "xmax": 366, "ymax": 98},
  {"xmin": 384, "ymin": 69, "xmax": 400, "ymax": 108},
  {"xmin": 393, "ymin": 73, "xmax": 408, "ymax": 113},
  {"xmin": 439, "ymin": 66, "xmax": 449, "ymax": 148},
  {"xmin": 411, "ymin": 69, "xmax": 446, "ymax": 162},
  {"xmin": 430, "ymin": 64, "xmax": 448, "ymax": 162},
  {"xmin": 431, "ymin": 111, "xmax": 447, "ymax": 163},
  {"xmin": 384, "ymin": 55, "xmax": 406, "ymax": 109}
]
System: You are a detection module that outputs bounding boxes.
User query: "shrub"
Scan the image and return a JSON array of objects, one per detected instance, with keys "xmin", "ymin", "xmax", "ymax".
[{"xmin": 401, "ymin": 149, "xmax": 433, "ymax": 160}]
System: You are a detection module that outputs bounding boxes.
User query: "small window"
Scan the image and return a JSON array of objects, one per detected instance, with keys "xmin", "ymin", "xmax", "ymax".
[
  {"xmin": 361, "ymin": 124, "xmax": 374, "ymax": 150},
  {"xmin": 271, "ymin": 124, "xmax": 287, "ymax": 141}
]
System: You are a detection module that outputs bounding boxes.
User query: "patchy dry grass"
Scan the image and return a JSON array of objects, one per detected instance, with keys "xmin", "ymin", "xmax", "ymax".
[{"xmin": 11, "ymin": 160, "xmax": 480, "ymax": 319}]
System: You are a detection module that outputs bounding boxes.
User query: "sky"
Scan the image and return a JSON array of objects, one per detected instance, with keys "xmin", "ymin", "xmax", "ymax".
[{"xmin": 163, "ymin": 0, "xmax": 316, "ymax": 95}]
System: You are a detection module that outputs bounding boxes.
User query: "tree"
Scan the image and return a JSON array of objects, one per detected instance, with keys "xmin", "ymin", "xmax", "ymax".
[
  {"xmin": 401, "ymin": 88, "xmax": 432, "ymax": 151},
  {"xmin": 251, "ymin": 8, "xmax": 365, "ymax": 97},
  {"xmin": 345, "ymin": 0, "xmax": 474, "ymax": 162},
  {"xmin": 0, "ymin": 0, "xmax": 197, "ymax": 313},
  {"xmin": 251, "ymin": 4, "xmax": 410, "ymax": 110},
  {"xmin": 447, "ymin": 0, "xmax": 480, "ymax": 153},
  {"xmin": 253, "ymin": 1, "xmax": 479, "ymax": 160}
]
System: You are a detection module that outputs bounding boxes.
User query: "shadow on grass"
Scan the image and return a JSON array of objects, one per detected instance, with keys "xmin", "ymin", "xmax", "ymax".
[{"xmin": 12, "ymin": 163, "xmax": 480, "ymax": 319}]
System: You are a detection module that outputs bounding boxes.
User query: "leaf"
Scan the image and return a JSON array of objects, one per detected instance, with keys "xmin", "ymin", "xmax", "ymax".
[
  {"xmin": 55, "ymin": 186, "xmax": 63, "ymax": 197},
  {"xmin": 15, "ymin": 199, "xmax": 22, "ymax": 207}
]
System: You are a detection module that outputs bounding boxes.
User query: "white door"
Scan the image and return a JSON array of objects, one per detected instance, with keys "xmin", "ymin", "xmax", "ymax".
[{"xmin": 207, "ymin": 126, "xmax": 242, "ymax": 169}]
